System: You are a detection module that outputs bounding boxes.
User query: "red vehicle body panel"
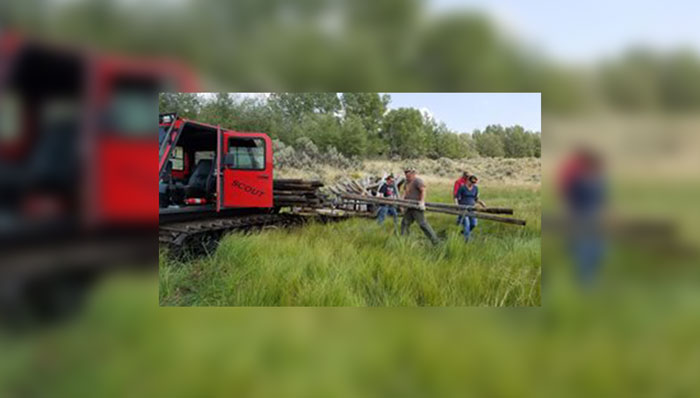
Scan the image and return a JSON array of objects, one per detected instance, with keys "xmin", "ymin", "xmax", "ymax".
[
  {"xmin": 98, "ymin": 137, "xmax": 158, "ymax": 222},
  {"xmin": 216, "ymin": 126, "xmax": 222, "ymax": 212}
]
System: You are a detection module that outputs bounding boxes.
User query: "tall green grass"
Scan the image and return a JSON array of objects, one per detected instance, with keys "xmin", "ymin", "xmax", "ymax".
[{"xmin": 159, "ymin": 183, "xmax": 541, "ymax": 306}]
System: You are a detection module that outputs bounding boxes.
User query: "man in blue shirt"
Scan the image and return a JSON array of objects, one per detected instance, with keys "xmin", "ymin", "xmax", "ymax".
[{"xmin": 456, "ymin": 175, "xmax": 486, "ymax": 242}]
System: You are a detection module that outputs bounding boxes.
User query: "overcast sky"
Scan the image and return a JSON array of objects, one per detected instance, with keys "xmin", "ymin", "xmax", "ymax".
[
  {"xmin": 384, "ymin": 93, "xmax": 540, "ymax": 133},
  {"xmin": 208, "ymin": 92, "xmax": 540, "ymax": 134}
]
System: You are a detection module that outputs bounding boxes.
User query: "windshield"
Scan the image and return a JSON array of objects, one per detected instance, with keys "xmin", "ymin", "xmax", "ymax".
[{"xmin": 158, "ymin": 126, "xmax": 171, "ymax": 160}]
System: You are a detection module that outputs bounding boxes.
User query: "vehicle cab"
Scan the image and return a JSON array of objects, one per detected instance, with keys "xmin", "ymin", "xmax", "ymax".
[{"xmin": 158, "ymin": 116, "xmax": 273, "ymax": 212}]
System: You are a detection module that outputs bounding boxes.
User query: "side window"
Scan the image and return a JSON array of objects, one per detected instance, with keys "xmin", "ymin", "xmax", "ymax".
[
  {"xmin": 102, "ymin": 78, "xmax": 160, "ymax": 137},
  {"xmin": 103, "ymin": 88, "xmax": 157, "ymax": 136},
  {"xmin": 228, "ymin": 137, "xmax": 265, "ymax": 170},
  {"xmin": 170, "ymin": 146, "xmax": 184, "ymax": 171}
]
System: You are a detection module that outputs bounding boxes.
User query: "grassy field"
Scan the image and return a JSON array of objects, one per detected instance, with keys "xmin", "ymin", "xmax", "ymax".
[{"xmin": 159, "ymin": 181, "xmax": 541, "ymax": 306}]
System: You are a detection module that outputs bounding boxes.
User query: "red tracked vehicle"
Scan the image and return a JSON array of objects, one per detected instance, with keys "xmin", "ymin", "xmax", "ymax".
[{"xmin": 157, "ymin": 114, "xmax": 332, "ymax": 250}]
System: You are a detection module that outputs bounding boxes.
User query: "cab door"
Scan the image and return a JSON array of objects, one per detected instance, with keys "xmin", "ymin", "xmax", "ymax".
[{"xmin": 221, "ymin": 132, "xmax": 273, "ymax": 208}]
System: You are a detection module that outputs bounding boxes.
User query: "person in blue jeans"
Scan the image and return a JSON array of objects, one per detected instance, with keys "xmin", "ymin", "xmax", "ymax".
[
  {"xmin": 376, "ymin": 174, "xmax": 399, "ymax": 232},
  {"xmin": 559, "ymin": 148, "xmax": 606, "ymax": 287},
  {"xmin": 455, "ymin": 175, "xmax": 486, "ymax": 242}
]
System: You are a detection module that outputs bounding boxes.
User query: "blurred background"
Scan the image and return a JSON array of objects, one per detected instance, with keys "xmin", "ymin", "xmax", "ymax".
[{"xmin": 1, "ymin": 0, "xmax": 699, "ymax": 396}]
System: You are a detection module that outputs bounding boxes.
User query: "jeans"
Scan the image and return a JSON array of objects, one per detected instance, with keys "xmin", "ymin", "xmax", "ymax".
[
  {"xmin": 401, "ymin": 209, "xmax": 439, "ymax": 245},
  {"xmin": 570, "ymin": 237, "xmax": 604, "ymax": 286},
  {"xmin": 461, "ymin": 216, "xmax": 477, "ymax": 241},
  {"xmin": 568, "ymin": 214, "xmax": 605, "ymax": 287},
  {"xmin": 456, "ymin": 202, "xmax": 475, "ymax": 225},
  {"xmin": 377, "ymin": 205, "xmax": 398, "ymax": 227}
]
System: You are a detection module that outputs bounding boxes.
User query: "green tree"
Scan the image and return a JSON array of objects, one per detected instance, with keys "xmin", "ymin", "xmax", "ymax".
[
  {"xmin": 423, "ymin": 117, "xmax": 440, "ymax": 158},
  {"xmin": 531, "ymin": 133, "xmax": 541, "ymax": 158},
  {"xmin": 198, "ymin": 93, "xmax": 235, "ymax": 127},
  {"xmin": 414, "ymin": 14, "xmax": 541, "ymax": 92},
  {"xmin": 503, "ymin": 125, "xmax": 533, "ymax": 158},
  {"xmin": 382, "ymin": 108, "xmax": 428, "ymax": 158},
  {"xmin": 458, "ymin": 133, "xmax": 479, "ymax": 158},
  {"xmin": 473, "ymin": 127, "xmax": 505, "ymax": 157},
  {"xmin": 659, "ymin": 50, "xmax": 700, "ymax": 110},
  {"xmin": 340, "ymin": 93, "xmax": 390, "ymax": 155},
  {"xmin": 339, "ymin": 115, "xmax": 368, "ymax": 157},
  {"xmin": 158, "ymin": 93, "xmax": 201, "ymax": 119},
  {"xmin": 226, "ymin": 97, "xmax": 284, "ymax": 138},
  {"xmin": 426, "ymin": 120, "xmax": 465, "ymax": 159},
  {"xmin": 269, "ymin": 93, "xmax": 342, "ymax": 122},
  {"xmin": 601, "ymin": 49, "xmax": 661, "ymax": 110},
  {"xmin": 292, "ymin": 113, "xmax": 342, "ymax": 152},
  {"xmin": 436, "ymin": 132, "xmax": 466, "ymax": 159}
]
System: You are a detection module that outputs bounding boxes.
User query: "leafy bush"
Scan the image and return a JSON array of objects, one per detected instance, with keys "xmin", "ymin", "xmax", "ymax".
[{"xmin": 273, "ymin": 138, "xmax": 360, "ymax": 170}]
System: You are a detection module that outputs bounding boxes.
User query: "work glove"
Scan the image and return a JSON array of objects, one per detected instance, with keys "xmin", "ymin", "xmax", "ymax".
[{"xmin": 418, "ymin": 201, "xmax": 426, "ymax": 211}]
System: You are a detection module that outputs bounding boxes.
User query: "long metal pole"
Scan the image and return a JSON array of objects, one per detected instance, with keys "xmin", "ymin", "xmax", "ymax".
[
  {"xmin": 339, "ymin": 193, "xmax": 526, "ymax": 226},
  {"xmin": 422, "ymin": 201, "xmax": 514, "ymax": 215}
]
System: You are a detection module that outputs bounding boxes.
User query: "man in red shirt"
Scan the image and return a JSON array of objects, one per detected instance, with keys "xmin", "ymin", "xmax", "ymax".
[
  {"xmin": 453, "ymin": 171, "xmax": 470, "ymax": 197},
  {"xmin": 453, "ymin": 171, "xmax": 470, "ymax": 225}
]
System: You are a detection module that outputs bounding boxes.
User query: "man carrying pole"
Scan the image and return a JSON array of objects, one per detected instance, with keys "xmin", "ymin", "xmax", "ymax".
[{"xmin": 400, "ymin": 168, "xmax": 440, "ymax": 245}]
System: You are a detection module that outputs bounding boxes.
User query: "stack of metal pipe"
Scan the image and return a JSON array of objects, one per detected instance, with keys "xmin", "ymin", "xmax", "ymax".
[{"xmin": 273, "ymin": 179, "xmax": 325, "ymax": 208}]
